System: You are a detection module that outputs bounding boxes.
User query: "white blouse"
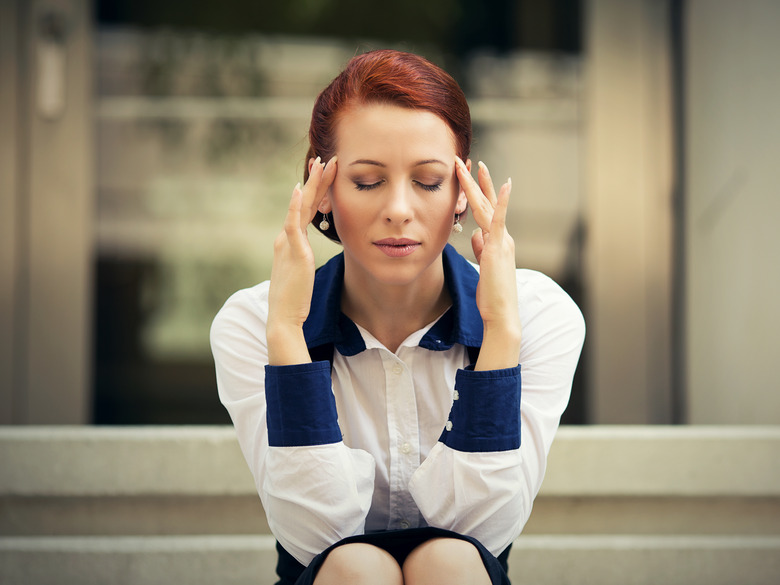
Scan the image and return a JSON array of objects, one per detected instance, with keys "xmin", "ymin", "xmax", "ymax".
[{"xmin": 210, "ymin": 245, "xmax": 585, "ymax": 565}]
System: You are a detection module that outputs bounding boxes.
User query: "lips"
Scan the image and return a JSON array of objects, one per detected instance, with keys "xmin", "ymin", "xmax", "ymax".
[{"xmin": 373, "ymin": 238, "xmax": 421, "ymax": 258}]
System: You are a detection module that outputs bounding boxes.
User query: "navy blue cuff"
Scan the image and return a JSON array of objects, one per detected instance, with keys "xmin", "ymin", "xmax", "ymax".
[
  {"xmin": 265, "ymin": 361, "xmax": 342, "ymax": 447},
  {"xmin": 440, "ymin": 365, "xmax": 521, "ymax": 452}
]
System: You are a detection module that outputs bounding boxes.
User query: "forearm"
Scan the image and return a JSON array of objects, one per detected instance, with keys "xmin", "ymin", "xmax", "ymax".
[
  {"xmin": 264, "ymin": 444, "xmax": 376, "ymax": 565},
  {"xmin": 410, "ymin": 358, "xmax": 524, "ymax": 555},
  {"xmin": 263, "ymin": 360, "xmax": 376, "ymax": 564},
  {"xmin": 410, "ymin": 444, "xmax": 528, "ymax": 557}
]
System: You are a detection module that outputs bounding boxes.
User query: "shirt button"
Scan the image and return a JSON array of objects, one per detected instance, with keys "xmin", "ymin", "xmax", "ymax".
[
  {"xmin": 400, "ymin": 520, "xmax": 410, "ymax": 530},
  {"xmin": 453, "ymin": 390, "xmax": 459, "ymax": 401},
  {"xmin": 392, "ymin": 364, "xmax": 403, "ymax": 375},
  {"xmin": 445, "ymin": 420, "xmax": 453, "ymax": 431},
  {"xmin": 401, "ymin": 442, "xmax": 411, "ymax": 454}
]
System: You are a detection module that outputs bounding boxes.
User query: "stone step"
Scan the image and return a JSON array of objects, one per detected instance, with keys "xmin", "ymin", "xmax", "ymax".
[
  {"xmin": 3, "ymin": 426, "xmax": 779, "ymax": 538},
  {"xmin": 3, "ymin": 426, "xmax": 780, "ymax": 498},
  {"xmin": 1, "ymin": 534, "xmax": 779, "ymax": 585}
]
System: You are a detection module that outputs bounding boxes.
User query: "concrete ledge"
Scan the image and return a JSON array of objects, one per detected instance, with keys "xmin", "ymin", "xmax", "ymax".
[
  {"xmin": 0, "ymin": 495, "xmax": 270, "ymax": 536},
  {"xmin": 4, "ymin": 493, "xmax": 778, "ymax": 537},
  {"xmin": 2, "ymin": 425, "xmax": 779, "ymax": 497},
  {"xmin": 2, "ymin": 426, "xmax": 779, "ymax": 582},
  {"xmin": 0, "ymin": 426, "xmax": 253, "ymax": 496},
  {"xmin": 545, "ymin": 426, "xmax": 780, "ymax": 496},
  {"xmin": 509, "ymin": 535, "xmax": 780, "ymax": 585},
  {"xmin": 525, "ymin": 495, "xmax": 780, "ymax": 535},
  {"xmin": 2, "ymin": 425, "xmax": 779, "ymax": 538},
  {"xmin": 1, "ymin": 535, "xmax": 778, "ymax": 585},
  {"xmin": 0, "ymin": 535, "xmax": 279, "ymax": 585}
]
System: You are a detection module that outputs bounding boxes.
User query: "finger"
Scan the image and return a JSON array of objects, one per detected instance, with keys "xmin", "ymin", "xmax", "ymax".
[
  {"xmin": 285, "ymin": 183, "xmax": 305, "ymax": 236},
  {"xmin": 455, "ymin": 156, "xmax": 494, "ymax": 231},
  {"xmin": 477, "ymin": 161, "xmax": 498, "ymax": 207},
  {"xmin": 489, "ymin": 178, "xmax": 512, "ymax": 241},
  {"xmin": 300, "ymin": 157, "xmax": 325, "ymax": 229},
  {"xmin": 471, "ymin": 227, "xmax": 484, "ymax": 264},
  {"xmin": 315, "ymin": 156, "xmax": 338, "ymax": 210}
]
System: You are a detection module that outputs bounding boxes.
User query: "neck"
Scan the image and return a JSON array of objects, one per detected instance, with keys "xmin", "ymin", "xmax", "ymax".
[{"xmin": 341, "ymin": 260, "xmax": 451, "ymax": 353}]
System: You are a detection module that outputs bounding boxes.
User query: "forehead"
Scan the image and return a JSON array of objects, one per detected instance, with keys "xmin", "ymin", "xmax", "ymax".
[{"xmin": 334, "ymin": 103, "xmax": 456, "ymax": 160}]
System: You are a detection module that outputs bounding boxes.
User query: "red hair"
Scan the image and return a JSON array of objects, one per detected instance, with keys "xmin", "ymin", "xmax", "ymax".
[{"xmin": 306, "ymin": 49, "xmax": 472, "ymax": 242}]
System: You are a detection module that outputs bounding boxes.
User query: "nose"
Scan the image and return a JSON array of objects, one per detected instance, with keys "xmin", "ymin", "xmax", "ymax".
[{"xmin": 383, "ymin": 183, "xmax": 414, "ymax": 224}]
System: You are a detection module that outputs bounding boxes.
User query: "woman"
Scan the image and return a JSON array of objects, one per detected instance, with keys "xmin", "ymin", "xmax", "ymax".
[{"xmin": 211, "ymin": 49, "xmax": 585, "ymax": 585}]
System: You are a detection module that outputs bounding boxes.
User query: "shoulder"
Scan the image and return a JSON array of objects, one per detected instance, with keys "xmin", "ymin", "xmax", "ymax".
[
  {"xmin": 466, "ymin": 256, "xmax": 584, "ymax": 339},
  {"xmin": 210, "ymin": 280, "xmax": 271, "ymax": 344},
  {"xmin": 515, "ymin": 268, "xmax": 574, "ymax": 305},
  {"xmin": 514, "ymin": 268, "xmax": 586, "ymax": 347},
  {"xmin": 468, "ymin": 258, "xmax": 580, "ymax": 314}
]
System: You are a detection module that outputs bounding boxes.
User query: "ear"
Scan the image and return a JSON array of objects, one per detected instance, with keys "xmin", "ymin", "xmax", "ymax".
[
  {"xmin": 308, "ymin": 157, "xmax": 335, "ymax": 214},
  {"xmin": 454, "ymin": 158, "xmax": 471, "ymax": 215},
  {"xmin": 318, "ymin": 193, "xmax": 333, "ymax": 214}
]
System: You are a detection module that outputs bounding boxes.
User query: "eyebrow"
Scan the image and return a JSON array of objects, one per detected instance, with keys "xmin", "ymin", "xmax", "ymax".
[{"xmin": 348, "ymin": 159, "xmax": 448, "ymax": 167}]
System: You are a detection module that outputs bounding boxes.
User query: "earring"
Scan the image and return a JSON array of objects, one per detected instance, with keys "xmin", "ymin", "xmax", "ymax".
[
  {"xmin": 452, "ymin": 214, "xmax": 463, "ymax": 234},
  {"xmin": 319, "ymin": 212, "xmax": 330, "ymax": 231}
]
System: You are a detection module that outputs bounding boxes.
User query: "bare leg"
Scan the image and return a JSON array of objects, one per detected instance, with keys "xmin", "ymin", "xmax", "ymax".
[
  {"xmin": 402, "ymin": 537, "xmax": 492, "ymax": 585},
  {"xmin": 313, "ymin": 542, "xmax": 404, "ymax": 585}
]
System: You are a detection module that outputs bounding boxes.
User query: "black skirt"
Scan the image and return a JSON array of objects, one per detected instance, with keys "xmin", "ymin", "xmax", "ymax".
[{"xmin": 275, "ymin": 527, "xmax": 512, "ymax": 585}]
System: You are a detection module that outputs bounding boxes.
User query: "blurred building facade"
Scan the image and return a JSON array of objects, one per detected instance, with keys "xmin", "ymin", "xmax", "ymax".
[{"xmin": 1, "ymin": 0, "xmax": 778, "ymax": 425}]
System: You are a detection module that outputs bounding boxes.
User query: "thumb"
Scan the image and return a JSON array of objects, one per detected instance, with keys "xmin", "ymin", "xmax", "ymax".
[{"xmin": 471, "ymin": 228, "xmax": 484, "ymax": 264}]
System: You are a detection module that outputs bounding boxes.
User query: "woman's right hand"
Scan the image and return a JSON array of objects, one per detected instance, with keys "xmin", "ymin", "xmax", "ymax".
[{"xmin": 267, "ymin": 156, "xmax": 338, "ymax": 365}]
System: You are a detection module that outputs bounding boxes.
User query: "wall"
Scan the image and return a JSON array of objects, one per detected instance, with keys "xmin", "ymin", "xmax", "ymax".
[
  {"xmin": 583, "ymin": 0, "xmax": 675, "ymax": 423},
  {"xmin": 685, "ymin": 0, "xmax": 780, "ymax": 423},
  {"xmin": 0, "ymin": 0, "xmax": 93, "ymax": 424}
]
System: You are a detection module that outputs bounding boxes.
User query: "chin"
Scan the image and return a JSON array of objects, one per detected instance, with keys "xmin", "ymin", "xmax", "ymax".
[{"xmin": 370, "ymin": 264, "xmax": 424, "ymax": 286}]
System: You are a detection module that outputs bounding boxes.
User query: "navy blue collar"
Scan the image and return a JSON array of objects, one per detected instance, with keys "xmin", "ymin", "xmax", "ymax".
[{"xmin": 302, "ymin": 244, "xmax": 483, "ymax": 357}]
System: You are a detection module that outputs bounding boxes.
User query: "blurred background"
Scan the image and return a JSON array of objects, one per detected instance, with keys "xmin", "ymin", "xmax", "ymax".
[{"xmin": 1, "ymin": 0, "xmax": 778, "ymax": 427}]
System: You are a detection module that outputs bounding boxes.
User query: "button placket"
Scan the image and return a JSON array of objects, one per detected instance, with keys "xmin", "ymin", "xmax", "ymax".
[{"xmin": 384, "ymin": 354, "xmax": 420, "ymax": 529}]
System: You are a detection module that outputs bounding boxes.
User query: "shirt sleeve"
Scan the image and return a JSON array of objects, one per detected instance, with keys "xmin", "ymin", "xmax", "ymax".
[
  {"xmin": 439, "ymin": 366, "xmax": 522, "ymax": 453},
  {"xmin": 264, "ymin": 361, "xmax": 342, "ymax": 447},
  {"xmin": 409, "ymin": 269, "xmax": 585, "ymax": 557},
  {"xmin": 210, "ymin": 284, "xmax": 375, "ymax": 566}
]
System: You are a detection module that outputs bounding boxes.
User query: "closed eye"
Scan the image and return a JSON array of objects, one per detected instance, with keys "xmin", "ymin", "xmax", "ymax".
[
  {"xmin": 354, "ymin": 180, "xmax": 442, "ymax": 192},
  {"xmin": 354, "ymin": 181, "xmax": 383, "ymax": 191},
  {"xmin": 416, "ymin": 181, "xmax": 443, "ymax": 192}
]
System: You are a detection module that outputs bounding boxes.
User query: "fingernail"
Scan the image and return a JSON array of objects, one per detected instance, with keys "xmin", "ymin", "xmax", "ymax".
[
  {"xmin": 478, "ymin": 161, "xmax": 489, "ymax": 175},
  {"xmin": 472, "ymin": 227, "xmax": 482, "ymax": 237},
  {"xmin": 315, "ymin": 156, "xmax": 321, "ymax": 165}
]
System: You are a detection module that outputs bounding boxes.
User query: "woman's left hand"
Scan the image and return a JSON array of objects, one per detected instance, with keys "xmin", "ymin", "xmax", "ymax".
[{"xmin": 455, "ymin": 157, "xmax": 522, "ymax": 370}]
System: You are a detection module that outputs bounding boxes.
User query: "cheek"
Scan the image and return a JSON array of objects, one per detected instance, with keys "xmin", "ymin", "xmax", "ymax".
[
  {"xmin": 329, "ymin": 186, "xmax": 366, "ymax": 232},
  {"xmin": 430, "ymin": 194, "xmax": 462, "ymax": 234},
  {"xmin": 443, "ymin": 182, "xmax": 463, "ymax": 216}
]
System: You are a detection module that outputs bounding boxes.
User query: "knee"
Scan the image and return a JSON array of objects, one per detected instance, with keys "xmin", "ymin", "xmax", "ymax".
[
  {"xmin": 314, "ymin": 543, "xmax": 402, "ymax": 585},
  {"xmin": 403, "ymin": 538, "xmax": 490, "ymax": 585}
]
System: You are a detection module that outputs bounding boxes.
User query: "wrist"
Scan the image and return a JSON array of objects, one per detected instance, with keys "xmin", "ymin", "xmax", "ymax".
[
  {"xmin": 475, "ymin": 320, "xmax": 521, "ymax": 371},
  {"xmin": 266, "ymin": 321, "xmax": 311, "ymax": 366}
]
